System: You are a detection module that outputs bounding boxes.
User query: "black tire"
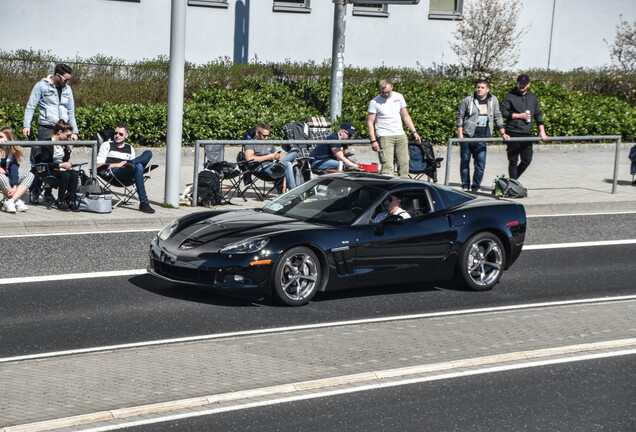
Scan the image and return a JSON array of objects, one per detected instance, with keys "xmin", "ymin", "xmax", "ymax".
[
  {"xmin": 272, "ymin": 247, "xmax": 321, "ymax": 306},
  {"xmin": 455, "ymin": 232, "xmax": 505, "ymax": 291}
]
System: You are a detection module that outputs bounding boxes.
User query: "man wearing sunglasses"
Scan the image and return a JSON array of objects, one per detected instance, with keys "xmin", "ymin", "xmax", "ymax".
[
  {"xmin": 23, "ymin": 63, "xmax": 78, "ymax": 143},
  {"xmin": 96, "ymin": 123, "xmax": 155, "ymax": 213},
  {"xmin": 367, "ymin": 79, "xmax": 421, "ymax": 177},
  {"xmin": 371, "ymin": 194, "xmax": 411, "ymax": 223}
]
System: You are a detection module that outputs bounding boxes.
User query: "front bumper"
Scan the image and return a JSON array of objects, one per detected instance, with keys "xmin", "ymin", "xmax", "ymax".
[{"xmin": 148, "ymin": 241, "xmax": 274, "ymax": 296}]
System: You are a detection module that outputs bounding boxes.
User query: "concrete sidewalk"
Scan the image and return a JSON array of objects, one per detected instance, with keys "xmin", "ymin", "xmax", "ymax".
[{"xmin": 2, "ymin": 143, "xmax": 635, "ymax": 235}]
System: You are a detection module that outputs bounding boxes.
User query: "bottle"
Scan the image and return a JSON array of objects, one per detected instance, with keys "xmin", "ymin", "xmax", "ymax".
[
  {"xmin": 493, "ymin": 175, "xmax": 501, "ymax": 197},
  {"xmin": 525, "ymin": 110, "xmax": 531, "ymax": 123}
]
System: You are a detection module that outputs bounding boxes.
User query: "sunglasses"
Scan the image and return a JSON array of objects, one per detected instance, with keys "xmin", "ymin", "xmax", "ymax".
[
  {"xmin": 114, "ymin": 131, "xmax": 126, "ymax": 136},
  {"xmin": 258, "ymin": 131, "xmax": 270, "ymax": 138},
  {"xmin": 381, "ymin": 89, "xmax": 392, "ymax": 95},
  {"xmin": 58, "ymin": 74, "xmax": 71, "ymax": 83}
]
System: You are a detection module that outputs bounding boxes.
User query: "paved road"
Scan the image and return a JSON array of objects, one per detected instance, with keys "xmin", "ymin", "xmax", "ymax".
[{"xmin": 129, "ymin": 355, "xmax": 636, "ymax": 432}]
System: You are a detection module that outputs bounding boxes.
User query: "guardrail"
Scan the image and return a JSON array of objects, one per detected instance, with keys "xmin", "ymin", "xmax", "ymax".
[
  {"xmin": 0, "ymin": 140, "xmax": 99, "ymax": 180},
  {"xmin": 192, "ymin": 139, "xmax": 371, "ymax": 206},
  {"xmin": 445, "ymin": 136, "xmax": 623, "ymax": 194}
]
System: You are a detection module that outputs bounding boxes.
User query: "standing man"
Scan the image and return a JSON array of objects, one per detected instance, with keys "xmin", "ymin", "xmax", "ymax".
[
  {"xmin": 23, "ymin": 63, "xmax": 79, "ymax": 142},
  {"xmin": 501, "ymin": 74, "xmax": 548, "ymax": 180},
  {"xmin": 456, "ymin": 80, "xmax": 509, "ymax": 192},
  {"xmin": 310, "ymin": 122, "xmax": 359, "ymax": 171},
  {"xmin": 367, "ymin": 80, "xmax": 421, "ymax": 177},
  {"xmin": 244, "ymin": 123, "xmax": 298, "ymax": 189},
  {"xmin": 96, "ymin": 123, "xmax": 155, "ymax": 213}
]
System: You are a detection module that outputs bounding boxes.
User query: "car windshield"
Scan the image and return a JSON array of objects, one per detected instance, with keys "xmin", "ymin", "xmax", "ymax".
[{"xmin": 263, "ymin": 178, "xmax": 385, "ymax": 226}]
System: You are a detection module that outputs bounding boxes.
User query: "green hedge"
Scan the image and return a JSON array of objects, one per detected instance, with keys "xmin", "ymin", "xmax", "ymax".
[{"xmin": 2, "ymin": 79, "xmax": 634, "ymax": 146}]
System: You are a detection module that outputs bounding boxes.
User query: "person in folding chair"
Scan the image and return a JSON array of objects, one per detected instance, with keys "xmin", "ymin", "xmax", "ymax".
[
  {"xmin": 1, "ymin": 126, "xmax": 34, "ymax": 213},
  {"xmin": 35, "ymin": 120, "xmax": 80, "ymax": 212},
  {"xmin": 96, "ymin": 123, "xmax": 155, "ymax": 213},
  {"xmin": 309, "ymin": 122, "xmax": 360, "ymax": 172},
  {"xmin": 244, "ymin": 122, "xmax": 299, "ymax": 192}
]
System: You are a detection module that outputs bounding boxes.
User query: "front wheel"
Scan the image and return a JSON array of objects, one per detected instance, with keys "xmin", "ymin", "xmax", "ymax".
[
  {"xmin": 272, "ymin": 247, "xmax": 321, "ymax": 306},
  {"xmin": 455, "ymin": 232, "xmax": 505, "ymax": 291}
]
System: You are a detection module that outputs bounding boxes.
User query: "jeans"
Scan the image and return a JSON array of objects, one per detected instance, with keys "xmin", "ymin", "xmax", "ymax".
[
  {"xmin": 263, "ymin": 148, "xmax": 298, "ymax": 189},
  {"xmin": 111, "ymin": 150, "xmax": 153, "ymax": 203},
  {"xmin": 460, "ymin": 141, "xmax": 487, "ymax": 190},
  {"xmin": 506, "ymin": 134, "xmax": 533, "ymax": 179},
  {"xmin": 311, "ymin": 158, "xmax": 340, "ymax": 171}
]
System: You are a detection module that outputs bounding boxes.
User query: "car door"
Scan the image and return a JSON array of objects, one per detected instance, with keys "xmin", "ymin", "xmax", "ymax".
[{"xmin": 353, "ymin": 199, "xmax": 454, "ymax": 284}]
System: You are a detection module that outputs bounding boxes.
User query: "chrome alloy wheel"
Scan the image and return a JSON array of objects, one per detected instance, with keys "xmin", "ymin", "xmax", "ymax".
[
  {"xmin": 466, "ymin": 237, "xmax": 503, "ymax": 287},
  {"xmin": 279, "ymin": 252, "xmax": 319, "ymax": 302}
]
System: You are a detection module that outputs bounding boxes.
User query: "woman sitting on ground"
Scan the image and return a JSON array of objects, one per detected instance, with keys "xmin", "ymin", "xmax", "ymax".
[
  {"xmin": 35, "ymin": 120, "xmax": 80, "ymax": 212},
  {"xmin": 0, "ymin": 126, "xmax": 35, "ymax": 213}
]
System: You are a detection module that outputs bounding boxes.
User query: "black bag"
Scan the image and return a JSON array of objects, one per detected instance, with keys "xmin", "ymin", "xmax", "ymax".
[
  {"xmin": 197, "ymin": 170, "xmax": 223, "ymax": 206},
  {"xmin": 493, "ymin": 175, "xmax": 527, "ymax": 198}
]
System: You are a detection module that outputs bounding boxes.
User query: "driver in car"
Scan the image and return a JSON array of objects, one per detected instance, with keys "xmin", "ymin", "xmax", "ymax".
[{"xmin": 371, "ymin": 194, "xmax": 411, "ymax": 223}]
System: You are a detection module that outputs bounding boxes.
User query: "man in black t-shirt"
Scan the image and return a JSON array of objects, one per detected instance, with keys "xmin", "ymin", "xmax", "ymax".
[{"xmin": 456, "ymin": 80, "xmax": 508, "ymax": 192}]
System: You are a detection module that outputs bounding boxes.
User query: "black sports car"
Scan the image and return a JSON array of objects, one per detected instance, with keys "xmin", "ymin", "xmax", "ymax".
[{"xmin": 149, "ymin": 173, "xmax": 526, "ymax": 306}]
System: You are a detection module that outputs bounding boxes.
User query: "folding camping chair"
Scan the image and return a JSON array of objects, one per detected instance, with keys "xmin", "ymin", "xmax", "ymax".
[
  {"xmin": 408, "ymin": 141, "xmax": 443, "ymax": 182},
  {"xmin": 203, "ymin": 144, "xmax": 244, "ymax": 202},
  {"xmin": 93, "ymin": 129, "xmax": 158, "ymax": 208},
  {"xmin": 29, "ymin": 162, "xmax": 87, "ymax": 210},
  {"xmin": 236, "ymin": 150, "xmax": 285, "ymax": 201}
]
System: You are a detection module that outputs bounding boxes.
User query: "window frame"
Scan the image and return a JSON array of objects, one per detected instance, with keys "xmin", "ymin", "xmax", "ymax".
[
  {"xmin": 188, "ymin": 0, "xmax": 229, "ymax": 8},
  {"xmin": 352, "ymin": 3, "xmax": 389, "ymax": 18},
  {"xmin": 273, "ymin": 0, "xmax": 311, "ymax": 14},
  {"xmin": 428, "ymin": 0, "xmax": 463, "ymax": 20}
]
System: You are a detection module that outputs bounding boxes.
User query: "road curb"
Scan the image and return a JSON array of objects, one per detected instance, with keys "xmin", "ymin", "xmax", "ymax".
[{"xmin": 4, "ymin": 338, "xmax": 635, "ymax": 432}]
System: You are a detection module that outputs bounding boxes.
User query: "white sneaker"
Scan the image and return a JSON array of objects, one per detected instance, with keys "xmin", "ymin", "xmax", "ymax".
[
  {"xmin": 2, "ymin": 199, "xmax": 17, "ymax": 213},
  {"xmin": 15, "ymin": 199, "xmax": 28, "ymax": 212}
]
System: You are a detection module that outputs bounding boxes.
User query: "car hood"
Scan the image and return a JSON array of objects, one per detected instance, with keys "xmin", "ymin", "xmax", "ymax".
[{"xmin": 172, "ymin": 209, "xmax": 312, "ymax": 248}]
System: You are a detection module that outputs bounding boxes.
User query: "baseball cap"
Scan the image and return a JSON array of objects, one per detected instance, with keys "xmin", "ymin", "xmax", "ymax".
[
  {"xmin": 339, "ymin": 122, "xmax": 356, "ymax": 137},
  {"xmin": 517, "ymin": 74, "xmax": 531, "ymax": 84}
]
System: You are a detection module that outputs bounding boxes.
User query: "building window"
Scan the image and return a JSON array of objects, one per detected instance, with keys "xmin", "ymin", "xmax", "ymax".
[
  {"xmin": 429, "ymin": 0, "xmax": 463, "ymax": 20},
  {"xmin": 352, "ymin": 3, "xmax": 389, "ymax": 18},
  {"xmin": 188, "ymin": 0, "xmax": 229, "ymax": 8},
  {"xmin": 273, "ymin": 1, "xmax": 311, "ymax": 14}
]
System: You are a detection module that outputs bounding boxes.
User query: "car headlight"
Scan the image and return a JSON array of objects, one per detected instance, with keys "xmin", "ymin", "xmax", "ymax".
[
  {"xmin": 158, "ymin": 219, "xmax": 179, "ymax": 240},
  {"xmin": 220, "ymin": 238, "xmax": 270, "ymax": 254}
]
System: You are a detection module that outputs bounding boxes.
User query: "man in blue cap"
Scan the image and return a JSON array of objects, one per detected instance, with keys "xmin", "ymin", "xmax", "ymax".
[{"xmin": 310, "ymin": 122, "xmax": 360, "ymax": 171}]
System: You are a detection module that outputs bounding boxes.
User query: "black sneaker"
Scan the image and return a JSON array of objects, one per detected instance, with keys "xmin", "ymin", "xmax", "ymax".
[
  {"xmin": 68, "ymin": 202, "xmax": 80, "ymax": 212},
  {"xmin": 139, "ymin": 201, "xmax": 155, "ymax": 214},
  {"xmin": 55, "ymin": 200, "xmax": 69, "ymax": 211}
]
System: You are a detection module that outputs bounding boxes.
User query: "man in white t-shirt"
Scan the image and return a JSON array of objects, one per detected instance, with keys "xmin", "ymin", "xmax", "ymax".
[{"xmin": 367, "ymin": 80, "xmax": 421, "ymax": 177}]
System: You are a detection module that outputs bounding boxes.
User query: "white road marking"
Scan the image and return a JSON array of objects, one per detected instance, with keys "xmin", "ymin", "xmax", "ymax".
[
  {"xmin": 528, "ymin": 210, "xmax": 636, "ymax": 218},
  {"xmin": 14, "ymin": 347, "xmax": 636, "ymax": 432},
  {"xmin": 2, "ymin": 295, "xmax": 635, "ymax": 364},
  {"xmin": 0, "ymin": 269, "xmax": 147, "ymax": 286},
  {"xmin": 524, "ymin": 239, "xmax": 636, "ymax": 250},
  {"xmin": 0, "ymin": 228, "xmax": 159, "ymax": 239}
]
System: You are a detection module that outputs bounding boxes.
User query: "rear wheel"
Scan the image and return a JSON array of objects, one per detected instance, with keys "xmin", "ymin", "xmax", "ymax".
[
  {"xmin": 272, "ymin": 247, "xmax": 321, "ymax": 306},
  {"xmin": 455, "ymin": 232, "xmax": 505, "ymax": 291}
]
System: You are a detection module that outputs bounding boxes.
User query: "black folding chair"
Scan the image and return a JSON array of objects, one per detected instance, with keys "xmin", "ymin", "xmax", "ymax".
[
  {"xmin": 95, "ymin": 164, "xmax": 158, "ymax": 208},
  {"xmin": 408, "ymin": 141, "xmax": 443, "ymax": 182},
  {"xmin": 204, "ymin": 144, "xmax": 245, "ymax": 202},
  {"xmin": 29, "ymin": 162, "xmax": 87, "ymax": 210},
  {"xmin": 236, "ymin": 150, "xmax": 285, "ymax": 201}
]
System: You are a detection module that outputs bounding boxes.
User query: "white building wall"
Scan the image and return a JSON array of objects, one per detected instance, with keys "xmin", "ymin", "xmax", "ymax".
[{"xmin": 1, "ymin": 0, "xmax": 635, "ymax": 71}]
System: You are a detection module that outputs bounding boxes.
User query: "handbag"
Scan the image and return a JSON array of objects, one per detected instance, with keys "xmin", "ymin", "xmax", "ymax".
[{"xmin": 78, "ymin": 193, "xmax": 113, "ymax": 213}]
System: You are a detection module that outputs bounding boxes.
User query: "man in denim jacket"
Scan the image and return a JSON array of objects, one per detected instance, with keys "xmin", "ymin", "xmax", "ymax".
[
  {"xmin": 456, "ymin": 80, "xmax": 509, "ymax": 192},
  {"xmin": 22, "ymin": 63, "xmax": 79, "ymax": 142}
]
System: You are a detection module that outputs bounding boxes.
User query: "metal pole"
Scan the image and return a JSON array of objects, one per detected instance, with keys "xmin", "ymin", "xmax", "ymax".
[
  {"xmin": 612, "ymin": 136, "xmax": 621, "ymax": 194},
  {"xmin": 330, "ymin": 0, "xmax": 347, "ymax": 124},
  {"xmin": 165, "ymin": 0, "xmax": 186, "ymax": 208},
  {"xmin": 547, "ymin": 0, "xmax": 557, "ymax": 69}
]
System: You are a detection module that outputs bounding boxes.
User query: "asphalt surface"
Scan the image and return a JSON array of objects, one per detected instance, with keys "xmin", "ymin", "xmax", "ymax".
[{"xmin": 1, "ymin": 143, "xmax": 635, "ymax": 431}]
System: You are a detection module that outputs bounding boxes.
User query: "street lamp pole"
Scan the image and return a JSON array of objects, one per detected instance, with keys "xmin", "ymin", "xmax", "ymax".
[{"xmin": 330, "ymin": 0, "xmax": 347, "ymax": 125}]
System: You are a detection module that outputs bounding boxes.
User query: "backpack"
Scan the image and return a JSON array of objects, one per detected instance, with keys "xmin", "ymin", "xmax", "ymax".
[
  {"xmin": 197, "ymin": 170, "xmax": 223, "ymax": 206},
  {"xmin": 492, "ymin": 175, "xmax": 527, "ymax": 198}
]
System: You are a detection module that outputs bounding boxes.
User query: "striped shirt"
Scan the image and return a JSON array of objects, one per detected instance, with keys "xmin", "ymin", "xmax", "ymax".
[{"xmin": 96, "ymin": 140, "xmax": 135, "ymax": 164}]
